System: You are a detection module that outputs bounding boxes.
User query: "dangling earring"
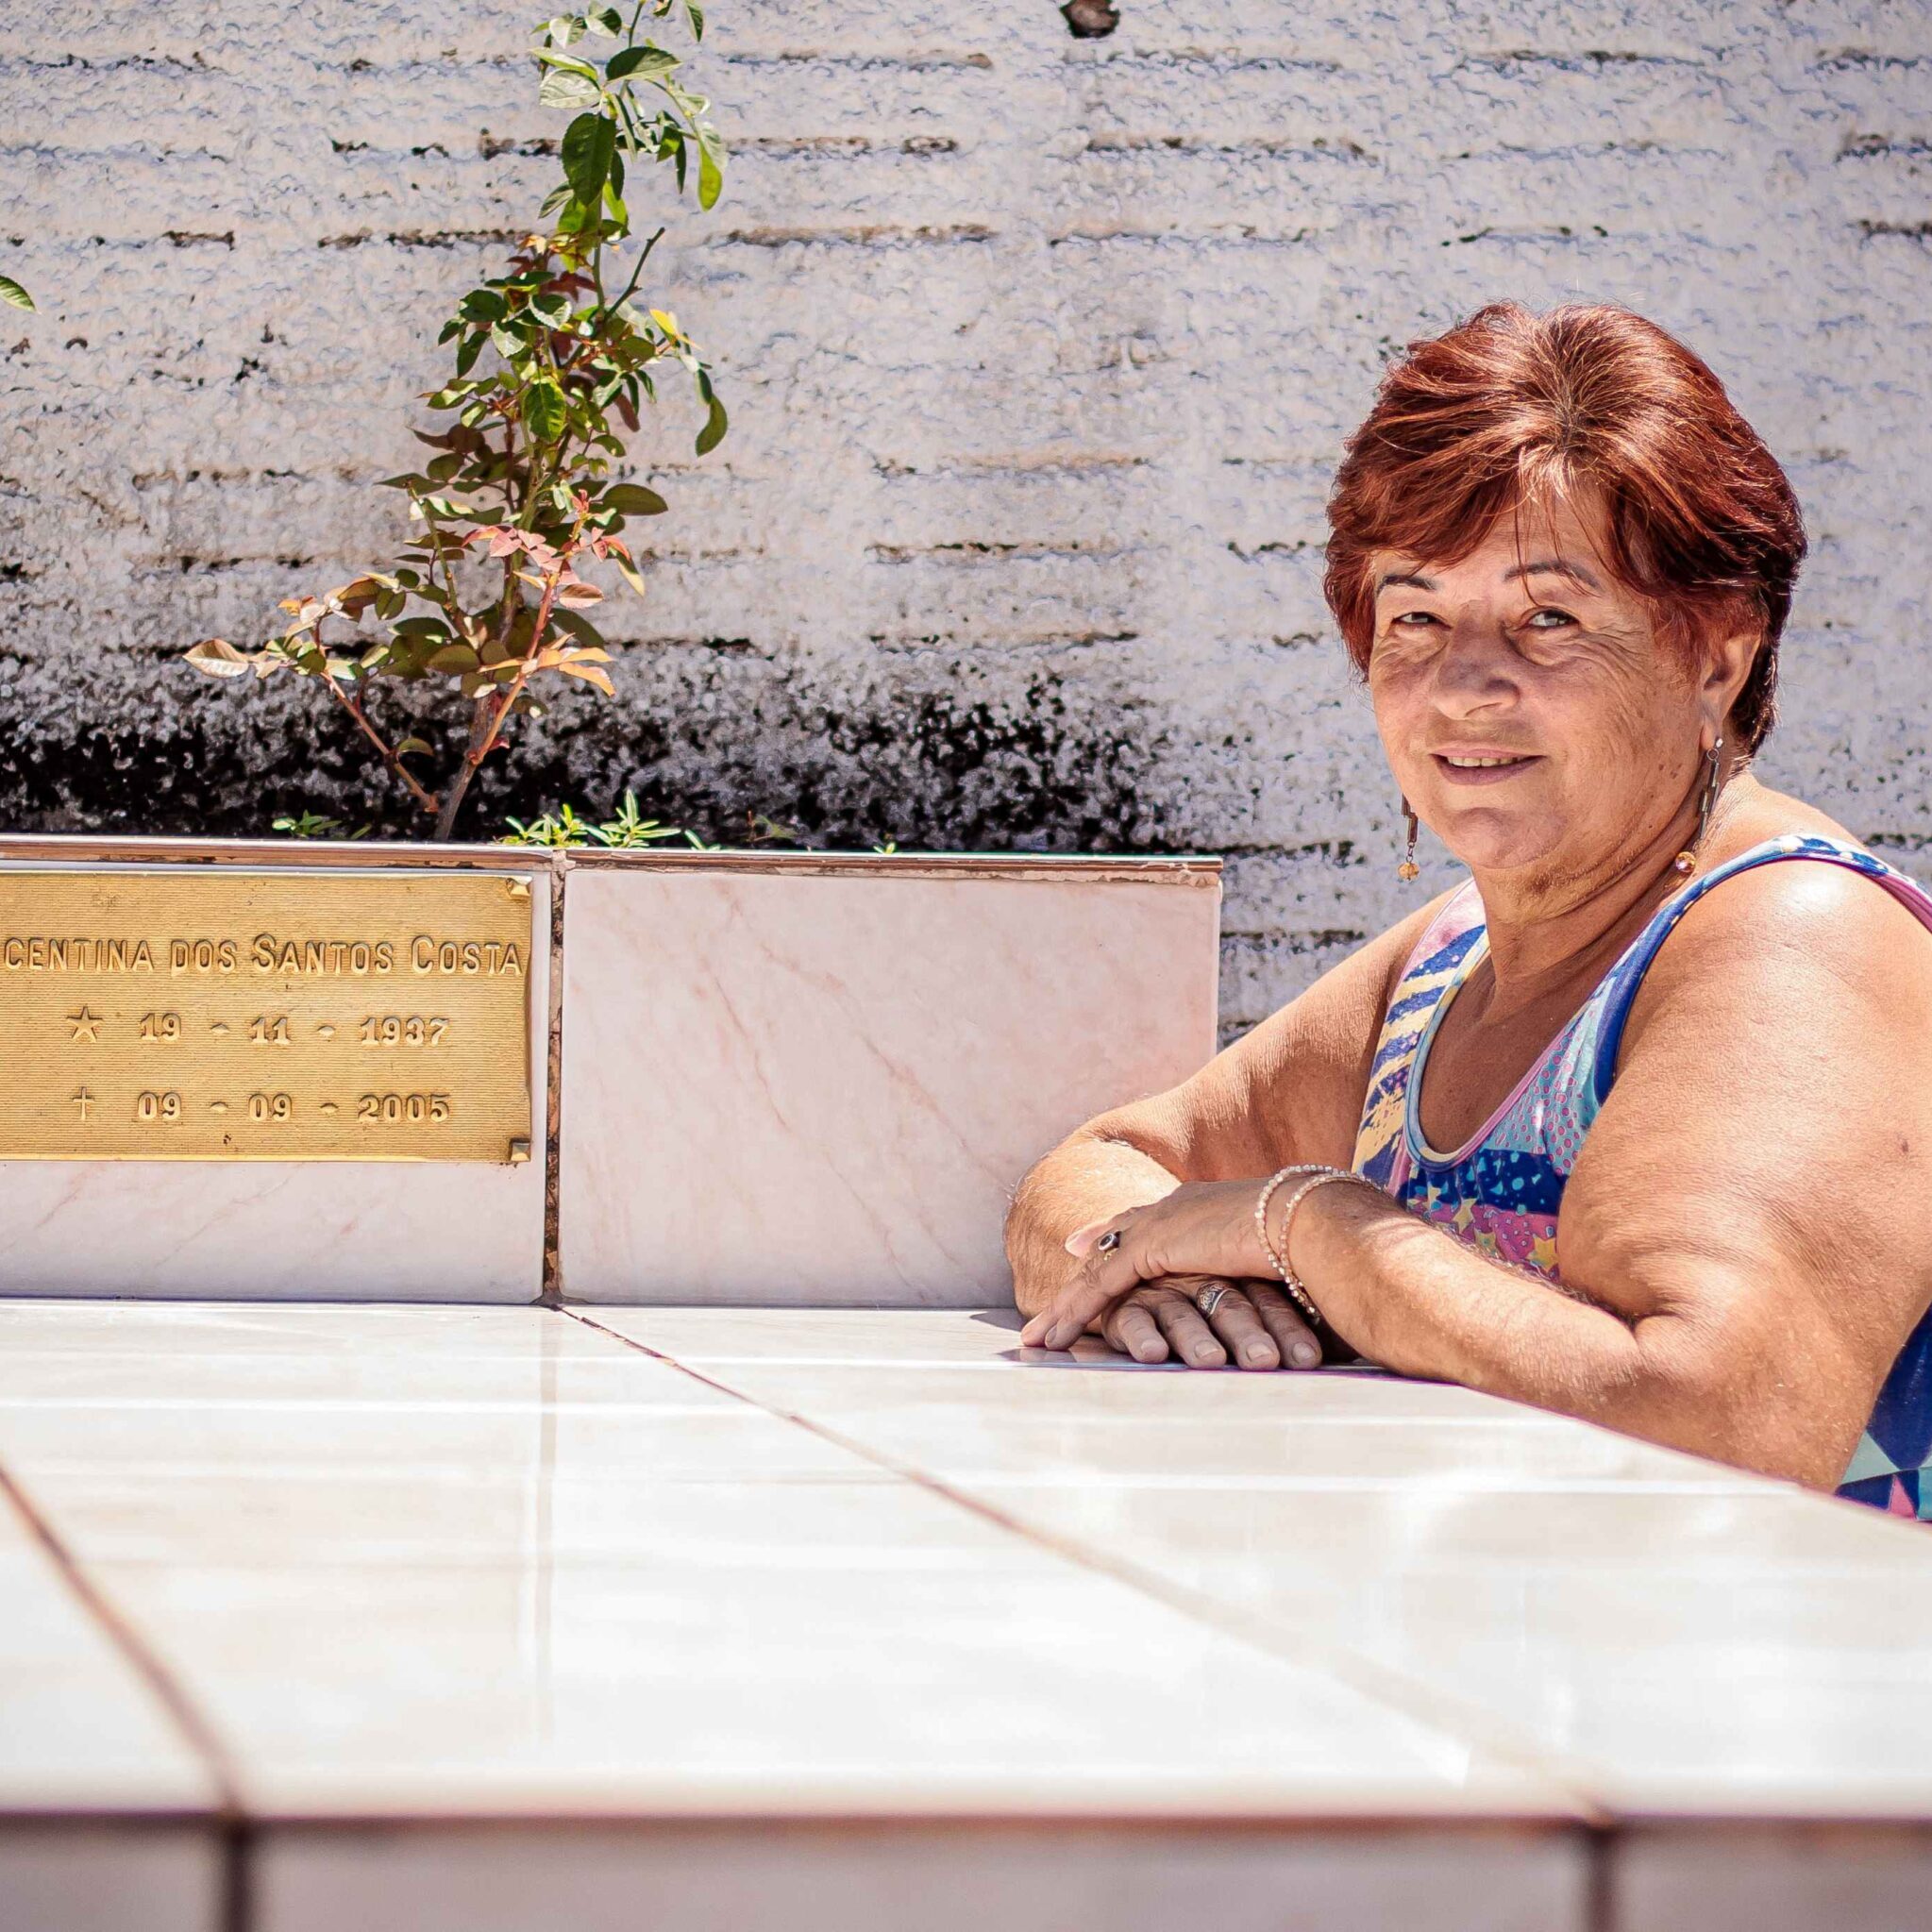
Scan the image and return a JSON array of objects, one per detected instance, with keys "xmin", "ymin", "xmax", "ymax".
[
  {"xmin": 1672, "ymin": 735, "xmax": 1724, "ymax": 875},
  {"xmin": 1398, "ymin": 798, "xmax": 1420, "ymax": 882}
]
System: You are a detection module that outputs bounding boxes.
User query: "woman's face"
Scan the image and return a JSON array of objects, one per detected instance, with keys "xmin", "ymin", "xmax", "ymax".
[{"xmin": 1366, "ymin": 494, "xmax": 1711, "ymax": 887}]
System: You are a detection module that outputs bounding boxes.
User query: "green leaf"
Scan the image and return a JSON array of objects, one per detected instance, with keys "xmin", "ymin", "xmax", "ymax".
[
  {"xmin": 395, "ymin": 736, "xmax": 433, "ymax": 759},
  {"xmin": 695, "ymin": 389, "xmax": 728, "ymax": 455},
  {"xmin": 539, "ymin": 65, "xmax": 602, "ymax": 109},
  {"xmin": 584, "ymin": 5, "xmax": 622, "ymax": 33},
  {"xmin": 392, "ymin": 616, "xmax": 451, "ymax": 639},
  {"xmin": 562, "ymin": 111, "xmax": 616, "ymax": 200},
  {"xmin": 453, "ymin": 332, "xmax": 483, "ymax": 377},
  {"xmin": 685, "ymin": 1, "xmax": 704, "ymax": 41},
  {"xmin": 524, "ymin": 378, "xmax": 567, "ymax": 444},
  {"xmin": 604, "ymin": 482, "xmax": 668, "ymax": 515},
  {"xmin": 607, "ymin": 42, "xmax": 679, "ymax": 80},
  {"xmin": 695, "ymin": 126, "xmax": 725, "ymax": 210},
  {"xmin": 535, "ymin": 46, "xmax": 599, "ymax": 76},
  {"xmin": 428, "ymin": 644, "xmax": 481, "ymax": 672},
  {"xmin": 550, "ymin": 607, "xmax": 609, "ymax": 649},
  {"xmin": 459, "ymin": 288, "xmax": 507, "ymax": 325},
  {"xmin": 0, "ymin": 276, "xmax": 33, "ymax": 312}
]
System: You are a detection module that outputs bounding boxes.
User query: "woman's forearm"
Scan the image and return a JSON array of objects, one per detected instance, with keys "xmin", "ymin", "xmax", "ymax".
[
  {"xmin": 1293, "ymin": 1183, "xmax": 1738, "ymax": 1457},
  {"xmin": 1006, "ymin": 1134, "xmax": 1181, "ymax": 1318}
]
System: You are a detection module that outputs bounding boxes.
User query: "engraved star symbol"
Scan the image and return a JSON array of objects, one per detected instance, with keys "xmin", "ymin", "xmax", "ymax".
[{"xmin": 66, "ymin": 1007, "xmax": 102, "ymax": 1042}]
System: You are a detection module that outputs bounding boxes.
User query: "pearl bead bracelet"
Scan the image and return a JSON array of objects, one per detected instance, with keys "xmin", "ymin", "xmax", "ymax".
[{"xmin": 1252, "ymin": 1163, "xmax": 1368, "ymax": 1326}]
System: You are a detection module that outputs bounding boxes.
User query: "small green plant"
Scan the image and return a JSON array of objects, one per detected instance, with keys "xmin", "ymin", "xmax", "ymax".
[
  {"xmin": 187, "ymin": 3, "xmax": 729, "ymax": 843},
  {"xmin": 272, "ymin": 811, "xmax": 372, "ymax": 840},
  {"xmin": 499, "ymin": 790, "xmax": 688, "ymax": 848},
  {"xmin": 0, "ymin": 277, "xmax": 32, "ymax": 312}
]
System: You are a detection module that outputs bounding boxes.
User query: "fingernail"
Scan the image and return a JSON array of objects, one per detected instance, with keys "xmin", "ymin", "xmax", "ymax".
[
  {"xmin": 1290, "ymin": 1341, "xmax": 1320, "ymax": 1369},
  {"xmin": 1063, "ymin": 1224, "xmax": 1098, "ymax": 1257},
  {"xmin": 1242, "ymin": 1343, "xmax": 1271, "ymax": 1367}
]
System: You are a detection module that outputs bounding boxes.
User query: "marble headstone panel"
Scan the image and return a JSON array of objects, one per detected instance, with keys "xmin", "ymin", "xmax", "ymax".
[{"xmin": 558, "ymin": 858, "xmax": 1220, "ymax": 1306}]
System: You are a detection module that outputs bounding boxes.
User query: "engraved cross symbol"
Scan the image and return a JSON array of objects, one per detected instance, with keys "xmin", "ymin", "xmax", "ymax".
[
  {"xmin": 66, "ymin": 1007, "xmax": 102, "ymax": 1042},
  {"xmin": 71, "ymin": 1089, "xmax": 94, "ymax": 1120}
]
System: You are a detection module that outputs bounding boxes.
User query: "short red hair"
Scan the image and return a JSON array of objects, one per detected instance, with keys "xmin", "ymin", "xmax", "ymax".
[{"xmin": 1323, "ymin": 303, "xmax": 1806, "ymax": 752}]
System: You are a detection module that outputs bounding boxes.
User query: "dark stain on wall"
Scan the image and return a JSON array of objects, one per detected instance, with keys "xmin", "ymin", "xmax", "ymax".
[{"xmin": 0, "ymin": 658, "xmax": 1177, "ymax": 854}]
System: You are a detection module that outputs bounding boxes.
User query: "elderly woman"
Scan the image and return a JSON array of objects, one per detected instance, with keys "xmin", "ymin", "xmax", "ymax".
[{"xmin": 1011, "ymin": 302, "xmax": 1932, "ymax": 1517}]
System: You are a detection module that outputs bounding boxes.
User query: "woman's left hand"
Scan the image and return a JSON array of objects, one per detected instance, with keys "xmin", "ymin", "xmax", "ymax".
[{"xmin": 1018, "ymin": 1180, "xmax": 1283, "ymax": 1353}]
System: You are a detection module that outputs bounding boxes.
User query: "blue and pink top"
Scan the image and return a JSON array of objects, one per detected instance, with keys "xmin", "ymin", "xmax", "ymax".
[{"xmin": 1351, "ymin": 832, "xmax": 1932, "ymax": 1518}]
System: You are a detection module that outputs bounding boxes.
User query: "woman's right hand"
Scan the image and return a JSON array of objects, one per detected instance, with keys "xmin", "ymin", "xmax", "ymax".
[{"xmin": 1093, "ymin": 1275, "xmax": 1324, "ymax": 1371}]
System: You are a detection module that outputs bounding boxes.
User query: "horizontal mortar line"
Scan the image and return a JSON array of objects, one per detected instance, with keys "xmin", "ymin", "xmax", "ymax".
[
  {"xmin": 717, "ymin": 48, "xmax": 994, "ymax": 70},
  {"xmin": 731, "ymin": 136, "xmax": 962, "ymax": 157},
  {"xmin": 617, "ymin": 546, "xmax": 761, "ymax": 563},
  {"xmin": 1838, "ymin": 136, "xmax": 1932, "ymax": 160},
  {"xmin": 0, "ymin": 143, "xmax": 236, "ymax": 162},
  {"xmin": 316, "ymin": 227, "xmax": 526, "ymax": 249},
  {"xmin": 1854, "ymin": 219, "xmax": 1932, "ymax": 240},
  {"xmin": 1225, "ymin": 927, "xmax": 1372, "ymax": 950},
  {"xmin": 1812, "ymin": 49, "xmax": 1932, "ymax": 72},
  {"xmin": 1228, "ymin": 540, "xmax": 1316, "ymax": 560},
  {"xmin": 602, "ymin": 634, "xmax": 759, "ymax": 653},
  {"xmin": 714, "ymin": 223, "xmax": 996, "ymax": 247},
  {"xmin": 1065, "ymin": 46, "xmax": 1347, "ymax": 74},
  {"xmin": 1046, "ymin": 225, "xmax": 1322, "ymax": 246},
  {"xmin": 1220, "ymin": 454, "xmax": 1334, "ymax": 470},
  {"xmin": 1454, "ymin": 45, "xmax": 1712, "ymax": 70},
  {"xmin": 875, "ymin": 452, "xmax": 1151, "ymax": 477},
  {"xmin": 865, "ymin": 630, "xmax": 1141, "ymax": 648},
  {"xmin": 865, "ymin": 541, "xmax": 1133, "ymax": 563},
  {"xmin": 1079, "ymin": 136, "xmax": 1375, "ymax": 160},
  {"xmin": 1444, "ymin": 225, "xmax": 1613, "ymax": 244},
  {"xmin": 127, "ymin": 469, "xmax": 366, "ymax": 489},
  {"xmin": 1442, "ymin": 139, "xmax": 1724, "ymax": 161}
]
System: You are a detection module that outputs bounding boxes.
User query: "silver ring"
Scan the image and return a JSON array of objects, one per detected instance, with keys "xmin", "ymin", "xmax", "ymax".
[
  {"xmin": 1095, "ymin": 1229, "xmax": 1122, "ymax": 1252},
  {"xmin": 1193, "ymin": 1283, "xmax": 1232, "ymax": 1319}
]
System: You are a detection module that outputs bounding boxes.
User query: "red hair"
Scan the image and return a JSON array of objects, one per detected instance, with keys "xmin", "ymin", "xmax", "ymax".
[{"xmin": 1323, "ymin": 303, "xmax": 1806, "ymax": 751}]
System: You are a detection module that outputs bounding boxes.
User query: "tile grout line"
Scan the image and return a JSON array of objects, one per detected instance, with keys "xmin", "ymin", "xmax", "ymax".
[
  {"xmin": 540, "ymin": 856, "xmax": 567, "ymax": 1306},
  {"xmin": 559, "ymin": 1307, "xmax": 1615, "ymax": 1833},
  {"xmin": 0, "ymin": 1457, "xmax": 255, "ymax": 1927}
]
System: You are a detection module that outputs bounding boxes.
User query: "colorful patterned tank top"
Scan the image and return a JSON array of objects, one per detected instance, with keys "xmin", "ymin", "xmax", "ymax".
[{"xmin": 1351, "ymin": 832, "xmax": 1932, "ymax": 1519}]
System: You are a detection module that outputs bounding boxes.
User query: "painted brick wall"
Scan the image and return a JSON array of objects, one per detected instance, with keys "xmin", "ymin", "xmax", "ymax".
[{"xmin": 3, "ymin": 0, "xmax": 1929, "ymax": 1038}]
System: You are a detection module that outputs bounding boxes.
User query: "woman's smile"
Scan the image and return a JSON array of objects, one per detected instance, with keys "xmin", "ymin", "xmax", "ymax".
[{"xmin": 1432, "ymin": 749, "xmax": 1542, "ymax": 784}]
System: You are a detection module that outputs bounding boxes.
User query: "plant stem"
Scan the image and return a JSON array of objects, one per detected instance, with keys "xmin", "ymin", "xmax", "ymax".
[
  {"xmin": 326, "ymin": 677, "xmax": 439, "ymax": 817},
  {"xmin": 433, "ymin": 694, "xmax": 496, "ymax": 842}
]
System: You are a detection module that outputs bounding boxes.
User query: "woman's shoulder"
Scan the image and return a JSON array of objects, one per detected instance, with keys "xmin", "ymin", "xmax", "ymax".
[{"xmin": 1622, "ymin": 795, "xmax": 1932, "ymax": 1057}]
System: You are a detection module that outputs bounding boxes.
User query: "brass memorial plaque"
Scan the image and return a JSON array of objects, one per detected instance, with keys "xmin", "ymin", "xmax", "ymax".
[{"xmin": 0, "ymin": 868, "xmax": 534, "ymax": 1162}]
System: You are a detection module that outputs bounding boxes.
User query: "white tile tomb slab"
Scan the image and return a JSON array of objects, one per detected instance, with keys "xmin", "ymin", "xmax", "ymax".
[
  {"xmin": 609, "ymin": 1310, "xmax": 1932, "ymax": 1824},
  {"xmin": 0, "ymin": 1303, "xmax": 1572, "ymax": 1823},
  {"xmin": 0, "ymin": 861, "xmax": 548, "ymax": 1302},
  {"xmin": 557, "ymin": 859, "xmax": 1219, "ymax": 1305},
  {"xmin": 0, "ymin": 1472, "xmax": 216, "ymax": 1816}
]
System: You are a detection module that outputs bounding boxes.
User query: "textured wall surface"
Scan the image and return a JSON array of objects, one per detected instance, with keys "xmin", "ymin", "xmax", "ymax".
[{"xmin": 3, "ymin": 0, "xmax": 1930, "ymax": 1034}]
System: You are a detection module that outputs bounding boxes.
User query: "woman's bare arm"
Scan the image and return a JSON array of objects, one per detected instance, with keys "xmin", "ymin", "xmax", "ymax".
[
  {"xmin": 1270, "ymin": 863, "xmax": 1932, "ymax": 1487},
  {"xmin": 1006, "ymin": 893, "xmax": 1449, "ymax": 1319}
]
